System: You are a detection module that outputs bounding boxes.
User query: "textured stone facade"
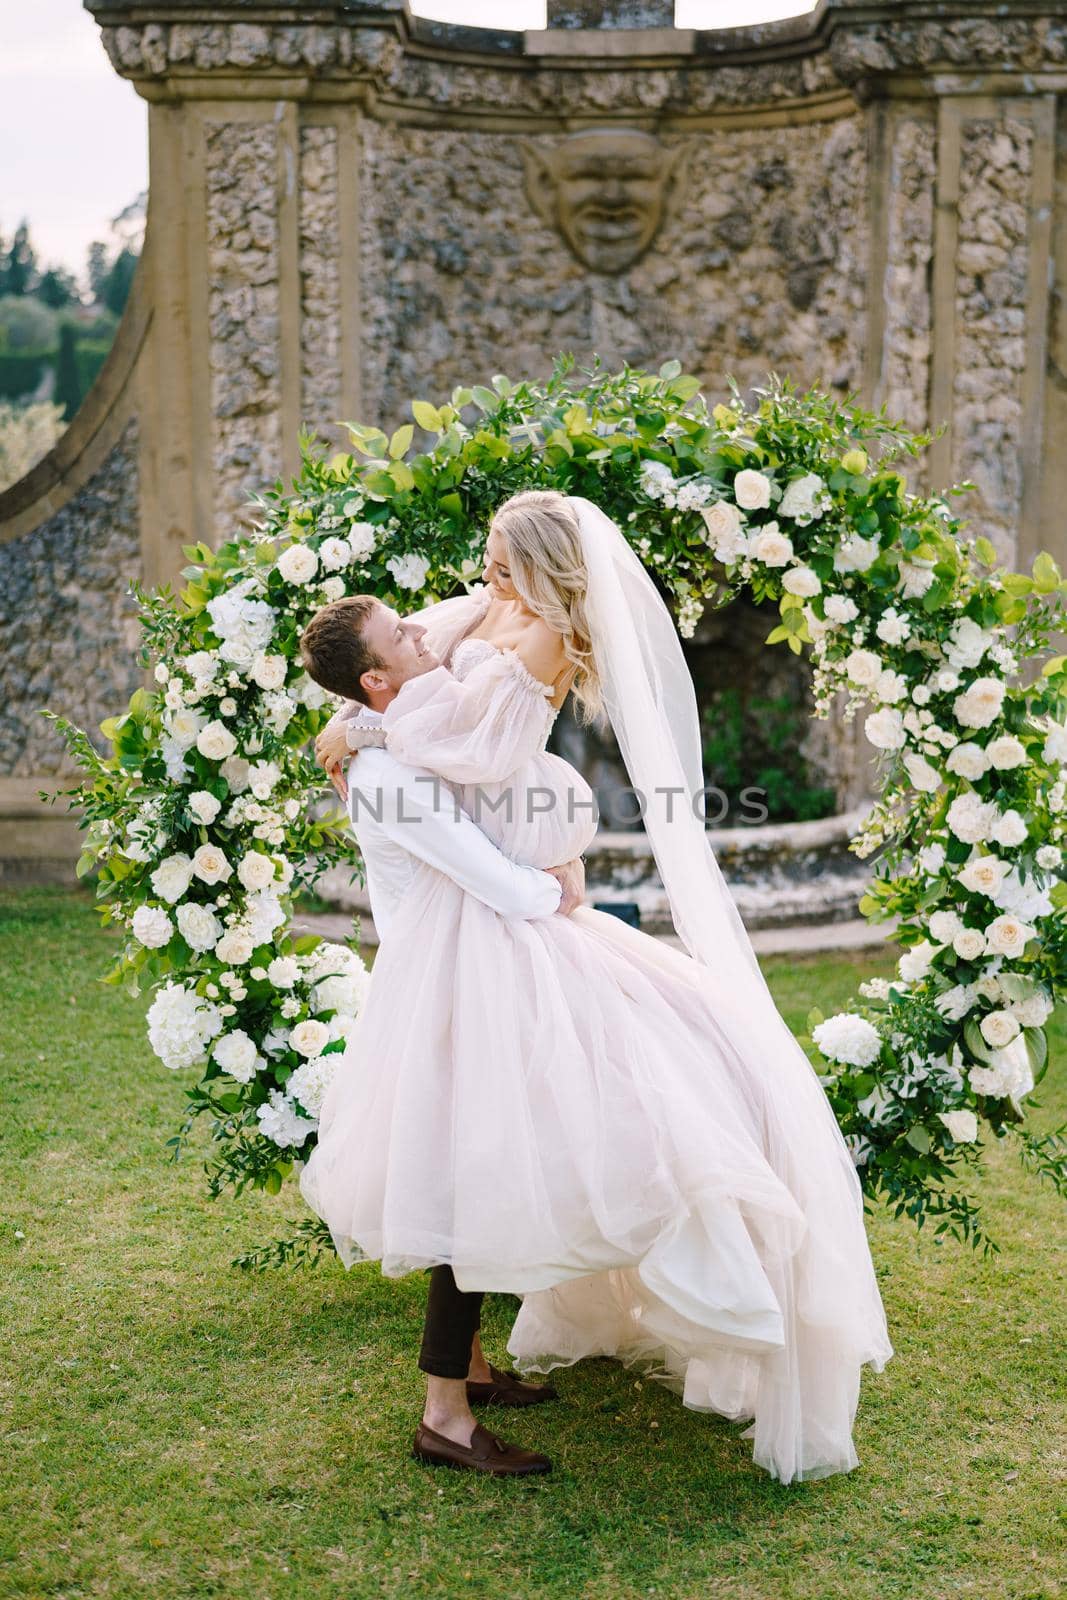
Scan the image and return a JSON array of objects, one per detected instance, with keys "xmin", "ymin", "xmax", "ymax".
[
  {"xmin": 299, "ymin": 125, "xmax": 343, "ymax": 429},
  {"xmin": 0, "ymin": 420, "xmax": 142, "ymax": 777}
]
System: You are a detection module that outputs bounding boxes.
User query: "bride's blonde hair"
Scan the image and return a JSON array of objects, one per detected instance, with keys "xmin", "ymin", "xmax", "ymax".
[{"xmin": 489, "ymin": 489, "xmax": 603, "ymax": 723}]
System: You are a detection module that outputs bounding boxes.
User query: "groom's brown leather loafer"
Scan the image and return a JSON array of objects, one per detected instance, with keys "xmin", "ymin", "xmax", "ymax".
[
  {"xmin": 466, "ymin": 1363, "xmax": 559, "ymax": 1408},
  {"xmin": 412, "ymin": 1420, "xmax": 552, "ymax": 1476}
]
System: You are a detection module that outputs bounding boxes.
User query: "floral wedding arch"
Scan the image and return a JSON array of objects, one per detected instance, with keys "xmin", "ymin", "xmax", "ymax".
[{"xmin": 52, "ymin": 360, "xmax": 1067, "ymax": 1264}]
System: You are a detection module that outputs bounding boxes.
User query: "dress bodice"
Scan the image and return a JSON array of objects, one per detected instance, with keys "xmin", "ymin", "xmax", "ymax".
[{"xmin": 450, "ymin": 635, "xmax": 560, "ymax": 736}]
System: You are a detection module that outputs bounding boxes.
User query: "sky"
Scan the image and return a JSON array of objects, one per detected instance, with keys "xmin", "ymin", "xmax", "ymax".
[{"xmin": 1, "ymin": 0, "xmax": 816, "ymax": 287}]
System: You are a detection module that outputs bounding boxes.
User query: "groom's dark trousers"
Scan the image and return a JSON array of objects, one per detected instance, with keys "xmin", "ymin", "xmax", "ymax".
[{"xmin": 419, "ymin": 1265, "xmax": 484, "ymax": 1379}]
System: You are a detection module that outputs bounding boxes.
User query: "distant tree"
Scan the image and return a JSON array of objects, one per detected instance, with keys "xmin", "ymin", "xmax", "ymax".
[
  {"xmin": 101, "ymin": 247, "xmax": 138, "ymax": 317},
  {"xmin": 0, "ymin": 222, "xmax": 39, "ymax": 299},
  {"xmin": 54, "ymin": 323, "xmax": 81, "ymax": 422},
  {"xmin": 37, "ymin": 266, "xmax": 80, "ymax": 310},
  {"xmin": 87, "ymin": 240, "xmax": 109, "ymax": 304},
  {"xmin": 0, "ymin": 295, "xmax": 58, "ymax": 352}
]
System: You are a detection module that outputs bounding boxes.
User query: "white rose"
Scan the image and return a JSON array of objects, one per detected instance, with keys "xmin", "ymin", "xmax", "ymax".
[
  {"xmin": 319, "ymin": 536, "xmax": 352, "ymax": 571},
  {"xmin": 167, "ymin": 707, "xmax": 207, "ymax": 751},
  {"xmin": 277, "ymin": 543, "xmax": 320, "ymax": 585},
  {"xmin": 952, "ymin": 927, "xmax": 986, "ymax": 961},
  {"xmin": 237, "ymin": 852, "xmax": 277, "ymax": 892},
  {"xmin": 938, "ymin": 1110, "xmax": 979, "ymax": 1144},
  {"xmin": 959, "ymin": 851, "xmax": 1011, "ymax": 902},
  {"xmin": 215, "ymin": 927, "xmax": 255, "ymax": 966},
  {"xmin": 991, "ymin": 809, "xmax": 1027, "ymax": 849},
  {"xmin": 321, "ymin": 576, "xmax": 346, "ymax": 603},
  {"xmin": 197, "ymin": 720, "xmax": 238, "ymax": 761},
  {"xmin": 188, "ymin": 790, "xmax": 222, "ymax": 825},
  {"xmin": 979, "ymin": 1009, "xmax": 1021, "ymax": 1048},
  {"xmin": 251, "ymin": 653, "xmax": 288, "ymax": 691},
  {"xmin": 1036, "ymin": 844, "xmax": 1061, "ymax": 870},
  {"xmin": 946, "ymin": 793, "xmax": 995, "ymax": 844},
  {"xmin": 348, "ymin": 521, "xmax": 377, "ymax": 561},
  {"xmin": 176, "ymin": 902, "xmax": 222, "ymax": 952},
  {"xmin": 903, "ymin": 752, "xmax": 942, "ymax": 792},
  {"xmin": 864, "ymin": 708, "xmax": 906, "ymax": 751},
  {"xmin": 986, "ymin": 735, "xmax": 1026, "ymax": 771},
  {"xmin": 290, "ymin": 1019, "xmax": 330, "ymax": 1058},
  {"xmin": 212, "ymin": 1029, "xmax": 261, "ymax": 1083},
  {"xmin": 151, "ymin": 854, "xmax": 194, "ymax": 904},
  {"xmin": 824, "ymin": 595, "xmax": 859, "ymax": 624},
  {"xmin": 953, "ymin": 676, "xmax": 1005, "ymax": 730},
  {"xmin": 833, "ymin": 535, "xmax": 879, "ymax": 573},
  {"xmin": 733, "ymin": 469, "xmax": 772, "ymax": 511},
  {"xmin": 386, "ymin": 552, "xmax": 431, "ymax": 591},
  {"xmin": 191, "ymin": 842, "xmax": 232, "ymax": 885},
  {"xmin": 946, "ymin": 742, "xmax": 989, "ymax": 781},
  {"xmin": 700, "ymin": 500, "xmax": 748, "ymax": 564},
  {"xmin": 780, "ymin": 564, "xmax": 821, "ymax": 597},
  {"xmin": 267, "ymin": 955, "xmax": 299, "ymax": 989},
  {"xmin": 748, "ymin": 523, "xmax": 793, "ymax": 567},
  {"xmin": 132, "ymin": 905, "xmax": 173, "ymax": 949},
  {"xmin": 984, "ymin": 913, "xmax": 1037, "ymax": 959},
  {"xmin": 846, "ymin": 649, "xmax": 881, "ymax": 687}
]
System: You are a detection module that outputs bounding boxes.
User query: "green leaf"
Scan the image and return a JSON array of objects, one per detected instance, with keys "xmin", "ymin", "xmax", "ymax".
[
  {"xmin": 389, "ymin": 460, "xmax": 416, "ymax": 492},
  {"xmin": 659, "ymin": 358, "xmax": 682, "ymax": 380},
  {"xmin": 1032, "ymin": 550, "xmax": 1061, "ymax": 593},
  {"xmin": 905, "ymin": 1123, "xmax": 932, "ymax": 1154},
  {"xmin": 974, "ymin": 536, "xmax": 997, "ymax": 567},
  {"xmin": 388, "ymin": 425, "xmax": 414, "ymax": 460},
  {"xmin": 1023, "ymin": 1025, "xmax": 1049, "ymax": 1087},
  {"xmin": 411, "ymin": 400, "xmax": 443, "ymax": 432},
  {"xmin": 471, "ymin": 385, "xmax": 498, "ymax": 414}
]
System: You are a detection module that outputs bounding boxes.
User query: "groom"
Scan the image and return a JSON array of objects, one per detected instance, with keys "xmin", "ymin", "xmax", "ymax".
[{"xmin": 299, "ymin": 594, "xmax": 585, "ymax": 1478}]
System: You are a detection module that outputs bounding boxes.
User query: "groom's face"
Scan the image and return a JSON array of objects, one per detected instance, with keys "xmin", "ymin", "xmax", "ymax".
[{"xmin": 359, "ymin": 601, "xmax": 439, "ymax": 700}]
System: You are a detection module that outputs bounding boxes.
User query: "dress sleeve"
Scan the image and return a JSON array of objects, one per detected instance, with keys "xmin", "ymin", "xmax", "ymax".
[{"xmin": 380, "ymin": 650, "xmax": 556, "ymax": 785}]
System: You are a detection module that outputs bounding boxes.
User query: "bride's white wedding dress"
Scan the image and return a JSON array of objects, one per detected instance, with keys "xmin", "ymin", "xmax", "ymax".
[{"xmin": 300, "ymin": 553, "xmax": 893, "ymax": 1485}]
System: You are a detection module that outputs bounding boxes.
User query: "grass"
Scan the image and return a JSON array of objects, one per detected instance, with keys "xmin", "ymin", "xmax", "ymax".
[{"xmin": 1, "ymin": 885, "xmax": 1063, "ymax": 1600}]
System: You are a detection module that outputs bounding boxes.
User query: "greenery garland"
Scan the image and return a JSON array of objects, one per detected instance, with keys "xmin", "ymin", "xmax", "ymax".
[{"xmin": 49, "ymin": 358, "xmax": 1067, "ymax": 1263}]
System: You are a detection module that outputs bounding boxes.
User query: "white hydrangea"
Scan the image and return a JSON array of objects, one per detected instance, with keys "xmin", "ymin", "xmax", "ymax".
[
  {"xmin": 132, "ymin": 904, "xmax": 173, "ymax": 949},
  {"xmin": 287, "ymin": 1055, "xmax": 340, "ymax": 1118},
  {"xmin": 257, "ymin": 1088, "xmax": 317, "ymax": 1150},
  {"xmin": 777, "ymin": 472, "xmax": 829, "ymax": 525},
  {"xmin": 898, "ymin": 940, "xmax": 936, "ymax": 982},
  {"xmin": 898, "ymin": 558, "xmax": 936, "ymax": 598},
  {"xmin": 928, "ymin": 909, "xmax": 963, "ymax": 944},
  {"xmin": 312, "ymin": 969, "xmax": 368, "ymax": 1019},
  {"xmin": 220, "ymin": 754, "xmax": 251, "ymax": 793},
  {"xmin": 386, "ymin": 552, "xmax": 431, "ymax": 591},
  {"xmin": 243, "ymin": 892, "xmax": 286, "ymax": 946},
  {"xmin": 812, "ymin": 1012, "xmax": 881, "ymax": 1067},
  {"xmin": 146, "ymin": 982, "xmax": 223, "ymax": 1072},
  {"xmin": 206, "ymin": 588, "xmax": 276, "ymax": 668}
]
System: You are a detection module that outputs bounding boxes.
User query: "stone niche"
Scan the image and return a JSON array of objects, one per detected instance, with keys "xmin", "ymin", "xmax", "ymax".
[{"xmin": 3, "ymin": 0, "xmax": 1067, "ymax": 875}]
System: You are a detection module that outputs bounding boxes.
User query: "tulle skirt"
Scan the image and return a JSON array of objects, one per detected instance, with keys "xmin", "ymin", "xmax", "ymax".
[{"xmin": 298, "ymin": 863, "xmax": 893, "ymax": 1483}]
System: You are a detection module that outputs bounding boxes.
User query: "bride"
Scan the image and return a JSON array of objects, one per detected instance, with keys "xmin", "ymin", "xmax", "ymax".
[{"xmin": 299, "ymin": 489, "xmax": 893, "ymax": 1484}]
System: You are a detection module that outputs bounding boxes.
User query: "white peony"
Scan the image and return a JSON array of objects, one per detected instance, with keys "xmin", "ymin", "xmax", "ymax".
[
  {"xmin": 197, "ymin": 720, "xmax": 238, "ymax": 762},
  {"xmin": 257, "ymin": 1088, "xmax": 316, "ymax": 1150},
  {"xmin": 176, "ymin": 901, "xmax": 222, "ymax": 952},
  {"xmin": 191, "ymin": 843, "xmax": 232, "ymax": 885},
  {"xmin": 290, "ymin": 1019, "xmax": 330, "ymax": 1058},
  {"xmin": 215, "ymin": 927, "xmax": 255, "ymax": 966},
  {"xmin": 945, "ymin": 617, "xmax": 993, "ymax": 670},
  {"xmin": 936, "ymin": 983, "xmax": 978, "ymax": 1021},
  {"xmin": 319, "ymin": 536, "xmax": 352, "ymax": 571},
  {"xmin": 928, "ymin": 909, "xmax": 963, "ymax": 944},
  {"xmin": 875, "ymin": 669, "xmax": 908, "ymax": 703},
  {"xmin": 845, "ymin": 648, "xmax": 881, "ymax": 687},
  {"xmin": 146, "ymin": 982, "xmax": 223, "ymax": 1072},
  {"xmin": 946, "ymin": 742, "xmax": 989, "ymax": 780},
  {"xmin": 833, "ymin": 535, "xmax": 879, "ymax": 573},
  {"xmin": 938, "ymin": 1109, "xmax": 979, "ymax": 1143},
  {"xmin": 864, "ymin": 708, "xmax": 906, "ymax": 750},
  {"xmin": 251, "ymin": 653, "xmax": 288, "ymax": 691},
  {"xmin": 132, "ymin": 905, "xmax": 173, "ymax": 949},
  {"xmin": 213, "ymin": 1029, "xmax": 262, "ymax": 1083},
  {"xmin": 188, "ymin": 790, "xmax": 222, "ymax": 826},
  {"xmin": 953, "ymin": 676, "xmax": 1005, "ymax": 730},
  {"xmin": 903, "ymin": 752, "xmax": 942, "ymax": 792},
  {"xmin": 237, "ymin": 852, "xmax": 277, "ymax": 892},
  {"xmin": 876, "ymin": 609, "xmax": 911, "ymax": 646},
  {"xmin": 782, "ymin": 564, "xmax": 821, "ymax": 597},
  {"xmin": 267, "ymin": 955, "xmax": 299, "ymax": 989},
  {"xmin": 824, "ymin": 595, "xmax": 859, "ymax": 624},
  {"xmin": 811, "ymin": 1012, "xmax": 881, "ymax": 1067},
  {"xmin": 979, "ymin": 1009, "xmax": 1020, "ymax": 1048},
  {"xmin": 733, "ymin": 468, "xmax": 772, "ymax": 511},
  {"xmin": 166, "ymin": 707, "xmax": 207, "ymax": 751},
  {"xmin": 968, "ymin": 1035, "xmax": 1033, "ymax": 1102},
  {"xmin": 986, "ymin": 735, "xmax": 1027, "ymax": 771},
  {"xmin": 946, "ymin": 792, "xmax": 995, "ymax": 844},
  {"xmin": 918, "ymin": 841, "xmax": 946, "ymax": 874},
  {"xmin": 898, "ymin": 940, "xmax": 936, "ymax": 982},
  {"xmin": 990, "ymin": 809, "xmax": 1027, "ymax": 849},
  {"xmin": 984, "ymin": 913, "xmax": 1036, "ymax": 959},
  {"xmin": 348, "ymin": 521, "xmax": 377, "ymax": 561},
  {"xmin": 151, "ymin": 854, "xmax": 194, "ymax": 904},
  {"xmin": 277, "ymin": 543, "xmax": 320, "ymax": 585},
  {"xmin": 386, "ymin": 552, "xmax": 431, "ymax": 591}
]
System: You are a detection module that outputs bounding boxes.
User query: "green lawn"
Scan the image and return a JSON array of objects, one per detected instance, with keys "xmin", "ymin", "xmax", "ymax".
[{"xmin": 2, "ymin": 887, "xmax": 1063, "ymax": 1600}]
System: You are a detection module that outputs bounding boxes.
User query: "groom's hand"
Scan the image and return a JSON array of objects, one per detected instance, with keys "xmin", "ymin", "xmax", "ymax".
[
  {"xmin": 548, "ymin": 857, "xmax": 585, "ymax": 916},
  {"xmin": 315, "ymin": 721, "xmax": 351, "ymax": 805}
]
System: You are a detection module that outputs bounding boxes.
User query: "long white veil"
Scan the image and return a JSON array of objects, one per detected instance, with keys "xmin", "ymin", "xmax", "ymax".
[{"xmin": 566, "ymin": 495, "xmax": 892, "ymax": 1374}]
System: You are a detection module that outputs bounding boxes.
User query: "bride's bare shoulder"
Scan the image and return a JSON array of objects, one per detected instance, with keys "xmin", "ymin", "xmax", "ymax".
[{"xmin": 509, "ymin": 615, "xmax": 568, "ymax": 685}]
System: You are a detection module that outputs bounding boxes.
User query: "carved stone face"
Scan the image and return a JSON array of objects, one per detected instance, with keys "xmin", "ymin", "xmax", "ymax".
[{"xmin": 522, "ymin": 129, "xmax": 684, "ymax": 274}]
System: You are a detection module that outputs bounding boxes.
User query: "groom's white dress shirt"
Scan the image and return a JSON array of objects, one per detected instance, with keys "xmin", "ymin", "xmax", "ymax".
[{"xmin": 342, "ymin": 703, "xmax": 562, "ymax": 940}]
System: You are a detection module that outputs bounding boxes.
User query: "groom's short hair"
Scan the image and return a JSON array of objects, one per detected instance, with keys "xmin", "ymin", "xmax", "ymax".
[{"xmin": 299, "ymin": 595, "xmax": 383, "ymax": 705}]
